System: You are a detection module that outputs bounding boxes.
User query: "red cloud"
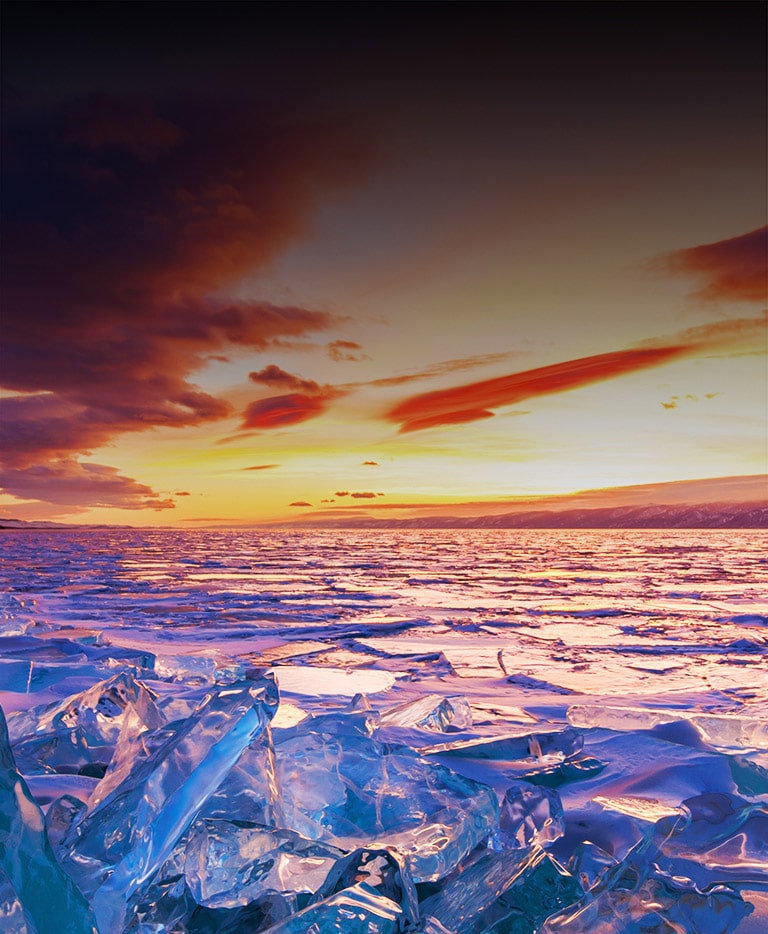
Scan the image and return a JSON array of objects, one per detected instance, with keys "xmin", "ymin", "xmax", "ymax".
[
  {"xmin": 243, "ymin": 464, "xmax": 280, "ymax": 471},
  {"xmin": 289, "ymin": 501, "xmax": 313, "ymax": 507},
  {"xmin": 327, "ymin": 340, "xmax": 368, "ymax": 362},
  {"xmin": 656, "ymin": 226, "xmax": 767, "ymax": 303},
  {"xmin": 2, "ymin": 94, "xmax": 366, "ymax": 507},
  {"xmin": 385, "ymin": 315, "xmax": 765, "ymax": 433},
  {"xmin": 351, "ymin": 491, "xmax": 377, "ymax": 498},
  {"xmin": 241, "ymin": 393, "xmax": 333, "ymax": 430}
]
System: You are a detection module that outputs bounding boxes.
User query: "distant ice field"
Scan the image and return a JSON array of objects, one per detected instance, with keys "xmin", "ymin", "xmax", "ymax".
[{"xmin": 1, "ymin": 528, "xmax": 766, "ymax": 932}]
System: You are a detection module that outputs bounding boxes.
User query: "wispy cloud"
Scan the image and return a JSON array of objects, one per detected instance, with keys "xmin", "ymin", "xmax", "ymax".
[
  {"xmin": 385, "ymin": 314, "xmax": 765, "ymax": 433},
  {"xmin": 327, "ymin": 340, "xmax": 369, "ymax": 362},
  {"xmin": 243, "ymin": 464, "xmax": 280, "ymax": 471},
  {"xmin": 654, "ymin": 226, "xmax": 767, "ymax": 304}
]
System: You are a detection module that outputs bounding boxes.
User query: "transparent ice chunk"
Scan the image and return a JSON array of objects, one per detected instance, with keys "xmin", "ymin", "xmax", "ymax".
[
  {"xmin": 7, "ymin": 670, "xmax": 165, "ymax": 776},
  {"xmin": 379, "ymin": 694, "xmax": 472, "ymax": 732},
  {"xmin": 45, "ymin": 794, "xmax": 87, "ymax": 850},
  {"xmin": 183, "ymin": 818, "xmax": 343, "ymax": 908},
  {"xmin": 258, "ymin": 881, "xmax": 404, "ymax": 934},
  {"xmin": 311, "ymin": 846, "xmax": 419, "ymax": 928},
  {"xmin": 420, "ymin": 845, "xmax": 581, "ymax": 934},
  {"xmin": 60, "ymin": 676, "xmax": 278, "ymax": 932},
  {"xmin": 567, "ymin": 704, "xmax": 768, "ymax": 751},
  {"xmin": 652, "ymin": 793, "xmax": 768, "ymax": 890},
  {"xmin": 565, "ymin": 841, "xmax": 618, "ymax": 892},
  {"xmin": 541, "ymin": 806, "xmax": 756, "ymax": 934},
  {"xmin": 498, "ymin": 781, "xmax": 565, "ymax": 849},
  {"xmin": 0, "ymin": 707, "xmax": 98, "ymax": 934},
  {"xmin": 274, "ymin": 715, "xmax": 498, "ymax": 882},
  {"xmin": 540, "ymin": 868, "xmax": 751, "ymax": 933}
]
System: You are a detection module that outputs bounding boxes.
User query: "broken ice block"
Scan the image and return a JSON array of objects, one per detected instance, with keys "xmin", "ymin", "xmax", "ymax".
[
  {"xmin": 498, "ymin": 781, "xmax": 565, "ymax": 849},
  {"xmin": 183, "ymin": 818, "xmax": 343, "ymax": 909},
  {"xmin": 567, "ymin": 704, "xmax": 768, "ymax": 751},
  {"xmin": 7, "ymin": 671, "xmax": 166, "ymax": 777},
  {"xmin": 61, "ymin": 676, "xmax": 278, "ymax": 932},
  {"xmin": 566, "ymin": 841, "xmax": 617, "ymax": 892},
  {"xmin": 651, "ymin": 792, "xmax": 768, "ymax": 890},
  {"xmin": 310, "ymin": 846, "xmax": 419, "ymax": 928},
  {"xmin": 274, "ymin": 715, "xmax": 498, "ymax": 882},
  {"xmin": 258, "ymin": 882, "xmax": 404, "ymax": 934},
  {"xmin": 45, "ymin": 794, "xmax": 87, "ymax": 850},
  {"xmin": 540, "ymin": 866, "xmax": 751, "ymax": 933},
  {"xmin": 0, "ymin": 707, "xmax": 97, "ymax": 934},
  {"xmin": 379, "ymin": 694, "xmax": 472, "ymax": 732},
  {"xmin": 420, "ymin": 846, "xmax": 582, "ymax": 934}
]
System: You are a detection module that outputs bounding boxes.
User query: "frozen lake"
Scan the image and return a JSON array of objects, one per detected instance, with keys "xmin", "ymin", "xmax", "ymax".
[{"xmin": 1, "ymin": 528, "xmax": 767, "ymax": 932}]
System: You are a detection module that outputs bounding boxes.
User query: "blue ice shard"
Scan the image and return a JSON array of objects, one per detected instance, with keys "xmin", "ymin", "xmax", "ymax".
[
  {"xmin": 61, "ymin": 675, "xmax": 278, "ymax": 932},
  {"xmin": 7, "ymin": 671, "xmax": 165, "ymax": 776},
  {"xmin": 498, "ymin": 781, "xmax": 565, "ymax": 849},
  {"xmin": 379, "ymin": 694, "xmax": 472, "ymax": 732},
  {"xmin": 258, "ymin": 882, "xmax": 405, "ymax": 934},
  {"xmin": 274, "ymin": 715, "xmax": 498, "ymax": 882},
  {"xmin": 0, "ymin": 707, "xmax": 97, "ymax": 934},
  {"xmin": 420, "ymin": 845, "xmax": 581, "ymax": 934},
  {"xmin": 541, "ymin": 814, "xmax": 755, "ymax": 934},
  {"xmin": 183, "ymin": 819, "xmax": 344, "ymax": 909},
  {"xmin": 311, "ymin": 846, "xmax": 420, "ymax": 928},
  {"xmin": 651, "ymin": 792, "xmax": 768, "ymax": 890}
]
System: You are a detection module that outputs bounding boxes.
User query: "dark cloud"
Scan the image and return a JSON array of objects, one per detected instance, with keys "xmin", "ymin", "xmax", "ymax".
[
  {"xmin": 385, "ymin": 315, "xmax": 765, "ymax": 433},
  {"xmin": 289, "ymin": 501, "xmax": 313, "ymax": 507},
  {"xmin": 1, "ymin": 94, "xmax": 365, "ymax": 508},
  {"xmin": 249, "ymin": 365, "xmax": 321, "ymax": 393},
  {"xmin": 335, "ymin": 491, "xmax": 350, "ymax": 497},
  {"xmin": 655, "ymin": 227, "xmax": 768, "ymax": 304},
  {"xmin": 351, "ymin": 492, "xmax": 377, "ymax": 499},
  {"xmin": 327, "ymin": 340, "xmax": 369, "ymax": 362},
  {"xmin": 362, "ymin": 460, "xmax": 379, "ymax": 466},
  {"xmin": 0, "ymin": 460, "xmax": 175, "ymax": 510},
  {"xmin": 243, "ymin": 464, "xmax": 280, "ymax": 471}
]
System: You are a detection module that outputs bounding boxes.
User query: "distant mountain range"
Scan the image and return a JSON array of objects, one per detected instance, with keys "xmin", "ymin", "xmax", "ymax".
[{"xmin": 288, "ymin": 500, "xmax": 768, "ymax": 529}]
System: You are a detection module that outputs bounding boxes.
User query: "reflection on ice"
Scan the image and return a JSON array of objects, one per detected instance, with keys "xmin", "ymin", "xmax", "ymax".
[{"xmin": 0, "ymin": 527, "xmax": 766, "ymax": 931}]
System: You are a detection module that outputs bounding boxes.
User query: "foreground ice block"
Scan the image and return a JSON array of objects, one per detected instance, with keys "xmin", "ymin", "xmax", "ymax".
[
  {"xmin": 420, "ymin": 845, "xmax": 582, "ymax": 934},
  {"xmin": 541, "ymin": 799, "xmax": 757, "ymax": 934},
  {"xmin": 651, "ymin": 792, "xmax": 768, "ymax": 890},
  {"xmin": 259, "ymin": 881, "xmax": 404, "ymax": 934},
  {"xmin": 8, "ymin": 671, "xmax": 166, "ymax": 777},
  {"xmin": 0, "ymin": 707, "xmax": 97, "ymax": 934},
  {"xmin": 274, "ymin": 714, "xmax": 499, "ymax": 882},
  {"xmin": 61, "ymin": 676, "xmax": 278, "ymax": 931},
  {"xmin": 183, "ymin": 818, "xmax": 344, "ymax": 909}
]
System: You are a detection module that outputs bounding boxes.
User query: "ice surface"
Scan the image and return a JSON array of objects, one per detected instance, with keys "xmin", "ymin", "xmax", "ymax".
[{"xmin": 1, "ymin": 527, "xmax": 766, "ymax": 932}]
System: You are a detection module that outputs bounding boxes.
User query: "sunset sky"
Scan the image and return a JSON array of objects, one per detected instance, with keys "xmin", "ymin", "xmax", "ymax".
[{"xmin": 1, "ymin": 3, "xmax": 766, "ymax": 525}]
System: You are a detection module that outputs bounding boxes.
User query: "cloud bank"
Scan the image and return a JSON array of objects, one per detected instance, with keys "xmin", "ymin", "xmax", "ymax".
[{"xmin": 1, "ymin": 95, "xmax": 364, "ymax": 508}]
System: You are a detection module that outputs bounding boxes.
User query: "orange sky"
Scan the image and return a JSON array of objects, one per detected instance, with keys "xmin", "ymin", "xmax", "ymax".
[{"xmin": 1, "ymin": 4, "xmax": 766, "ymax": 525}]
